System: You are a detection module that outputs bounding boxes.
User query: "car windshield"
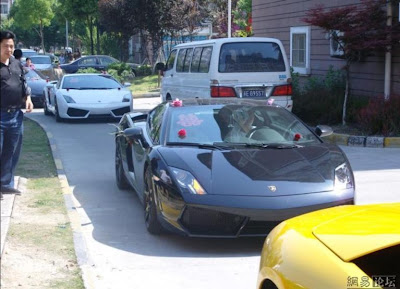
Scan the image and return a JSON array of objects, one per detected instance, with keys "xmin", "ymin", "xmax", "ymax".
[
  {"xmin": 22, "ymin": 51, "xmax": 37, "ymax": 58},
  {"xmin": 25, "ymin": 69, "xmax": 46, "ymax": 80},
  {"xmin": 62, "ymin": 75, "xmax": 122, "ymax": 89},
  {"xmin": 218, "ymin": 42, "xmax": 286, "ymax": 73},
  {"xmin": 166, "ymin": 105, "xmax": 320, "ymax": 146},
  {"xmin": 30, "ymin": 56, "xmax": 52, "ymax": 64}
]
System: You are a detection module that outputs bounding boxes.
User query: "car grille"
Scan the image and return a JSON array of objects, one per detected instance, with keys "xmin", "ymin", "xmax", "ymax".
[
  {"xmin": 112, "ymin": 106, "xmax": 130, "ymax": 116},
  {"xmin": 180, "ymin": 206, "xmax": 245, "ymax": 236},
  {"xmin": 88, "ymin": 113, "xmax": 112, "ymax": 119},
  {"xmin": 67, "ymin": 108, "xmax": 88, "ymax": 117},
  {"xmin": 239, "ymin": 220, "xmax": 280, "ymax": 236}
]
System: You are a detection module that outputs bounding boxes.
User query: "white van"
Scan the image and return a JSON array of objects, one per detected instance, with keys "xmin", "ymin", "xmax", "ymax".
[{"xmin": 158, "ymin": 37, "xmax": 293, "ymax": 110}]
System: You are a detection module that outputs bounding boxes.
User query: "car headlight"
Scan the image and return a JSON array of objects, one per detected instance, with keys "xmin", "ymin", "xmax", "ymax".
[
  {"xmin": 63, "ymin": 94, "xmax": 75, "ymax": 103},
  {"xmin": 122, "ymin": 93, "xmax": 131, "ymax": 102},
  {"xmin": 334, "ymin": 163, "xmax": 353, "ymax": 190},
  {"xmin": 171, "ymin": 167, "xmax": 207, "ymax": 195}
]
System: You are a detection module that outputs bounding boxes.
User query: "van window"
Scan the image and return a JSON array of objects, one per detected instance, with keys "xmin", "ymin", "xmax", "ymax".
[
  {"xmin": 183, "ymin": 48, "xmax": 193, "ymax": 72},
  {"xmin": 218, "ymin": 42, "xmax": 285, "ymax": 73},
  {"xmin": 176, "ymin": 49, "xmax": 187, "ymax": 72},
  {"xmin": 191, "ymin": 47, "xmax": 202, "ymax": 72},
  {"xmin": 199, "ymin": 47, "xmax": 212, "ymax": 73},
  {"xmin": 166, "ymin": 49, "xmax": 177, "ymax": 71}
]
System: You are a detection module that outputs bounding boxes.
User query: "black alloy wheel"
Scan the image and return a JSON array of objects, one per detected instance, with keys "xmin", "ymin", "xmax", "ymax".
[
  {"xmin": 115, "ymin": 146, "xmax": 129, "ymax": 190},
  {"xmin": 54, "ymin": 100, "xmax": 63, "ymax": 122},
  {"xmin": 43, "ymin": 95, "xmax": 51, "ymax": 116},
  {"xmin": 144, "ymin": 168, "xmax": 163, "ymax": 234}
]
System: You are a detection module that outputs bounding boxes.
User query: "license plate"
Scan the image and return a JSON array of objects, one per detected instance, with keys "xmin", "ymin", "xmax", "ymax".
[{"xmin": 243, "ymin": 89, "xmax": 265, "ymax": 98}]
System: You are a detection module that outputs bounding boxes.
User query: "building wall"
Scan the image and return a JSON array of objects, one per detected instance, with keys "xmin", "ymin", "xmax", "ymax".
[{"xmin": 253, "ymin": 0, "xmax": 400, "ymax": 97}]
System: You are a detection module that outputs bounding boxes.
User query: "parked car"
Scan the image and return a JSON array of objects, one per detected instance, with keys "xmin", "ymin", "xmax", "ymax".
[
  {"xmin": 20, "ymin": 48, "xmax": 37, "ymax": 63},
  {"xmin": 156, "ymin": 37, "xmax": 293, "ymax": 110},
  {"xmin": 257, "ymin": 202, "xmax": 400, "ymax": 289},
  {"xmin": 28, "ymin": 55, "xmax": 55, "ymax": 80},
  {"xmin": 43, "ymin": 73, "xmax": 132, "ymax": 122},
  {"xmin": 24, "ymin": 68, "xmax": 49, "ymax": 108},
  {"xmin": 115, "ymin": 98, "xmax": 354, "ymax": 237},
  {"xmin": 59, "ymin": 55, "xmax": 140, "ymax": 76}
]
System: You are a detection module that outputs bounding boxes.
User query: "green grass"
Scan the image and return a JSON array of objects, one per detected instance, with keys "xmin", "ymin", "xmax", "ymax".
[
  {"xmin": 130, "ymin": 74, "xmax": 161, "ymax": 94},
  {"xmin": 8, "ymin": 117, "xmax": 85, "ymax": 289},
  {"xmin": 16, "ymin": 118, "xmax": 57, "ymax": 178}
]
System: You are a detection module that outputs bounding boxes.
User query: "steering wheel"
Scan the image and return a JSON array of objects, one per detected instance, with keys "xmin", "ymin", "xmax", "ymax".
[
  {"xmin": 283, "ymin": 120, "xmax": 300, "ymax": 140},
  {"xmin": 246, "ymin": 127, "xmax": 266, "ymax": 139}
]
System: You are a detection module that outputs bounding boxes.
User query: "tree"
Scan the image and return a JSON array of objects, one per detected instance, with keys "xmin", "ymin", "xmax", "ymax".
[
  {"xmin": 232, "ymin": 0, "xmax": 252, "ymax": 37},
  {"xmin": 304, "ymin": 0, "xmax": 400, "ymax": 125},
  {"xmin": 11, "ymin": 0, "xmax": 55, "ymax": 53},
  {"xmin": 60, "ymin": 0, "xmax": 99, "ymax": 55}
]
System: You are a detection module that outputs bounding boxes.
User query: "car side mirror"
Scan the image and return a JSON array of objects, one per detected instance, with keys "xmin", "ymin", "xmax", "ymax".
[
  {"xmin": 155, "ymin": 62, "xmax": 165, "ymax": 71},
  {"xmin": 315, "ymin": 125, "xmax": 333, "ymax": 137},
  {"xmin": 123, "ymin": 127, "xmax": 149, "ymax": 148}
]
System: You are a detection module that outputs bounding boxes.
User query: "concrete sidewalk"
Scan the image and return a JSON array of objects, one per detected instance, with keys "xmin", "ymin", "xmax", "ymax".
[{"xmin": 0, "ymin": 177, "xmax": 26, "ymax": 258}]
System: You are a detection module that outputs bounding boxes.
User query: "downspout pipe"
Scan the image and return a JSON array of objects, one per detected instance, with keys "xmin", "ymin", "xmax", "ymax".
[{"xmin": 384, "ymin": 1, "xmax": 393, "ymax": 100}]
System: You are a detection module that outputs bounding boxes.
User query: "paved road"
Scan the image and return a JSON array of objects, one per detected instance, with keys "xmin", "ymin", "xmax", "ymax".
[{"xmin": 26, "ymin": 100, "xmax": 400, "ymax": 289}]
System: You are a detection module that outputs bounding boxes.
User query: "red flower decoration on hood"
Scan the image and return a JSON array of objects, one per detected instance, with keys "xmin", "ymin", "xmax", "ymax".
[
  {"xmin": 172, "ymin": 98, "xmax": 183, "ymax": 107},
  {"xmin": 178, "ymin": 129, "xmax": 186, "ymax": 139},
  {"xmin": 294, "ymin": 133, "xmax": 302, "ymax": 141}
]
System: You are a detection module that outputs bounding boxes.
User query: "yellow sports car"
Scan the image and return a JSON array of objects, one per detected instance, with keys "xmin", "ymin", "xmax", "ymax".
[{"xmin": 257, "ymin": 203, "xmax": 400, "ymax": 289}]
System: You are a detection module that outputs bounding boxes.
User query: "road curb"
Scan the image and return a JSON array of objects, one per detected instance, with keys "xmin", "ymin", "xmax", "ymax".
[
  {"xmin": 26, "ymin": 116, "xmax": 96, "ymax": 289},
  {"xmin": 322, "ymin": 133, "xmax": 400, "ymax": 148},
  {"xmin": 132, "ymin": 92, "xmax": 160, "ymax": 99}
]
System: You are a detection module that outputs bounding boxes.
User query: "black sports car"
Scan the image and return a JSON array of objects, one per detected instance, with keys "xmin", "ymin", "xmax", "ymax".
[{"xmin": 115, "ymin": 98, "xmax": 354, "ymax": 237}]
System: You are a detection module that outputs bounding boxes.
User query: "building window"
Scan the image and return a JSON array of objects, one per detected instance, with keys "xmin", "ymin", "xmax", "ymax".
[
  {"xmin": 290, "ymin": 26, "xmax": 310, "ymax": 75},
  {"xmin": 1, "ymin": 4, "xmax": 9, "ymax": 15}
]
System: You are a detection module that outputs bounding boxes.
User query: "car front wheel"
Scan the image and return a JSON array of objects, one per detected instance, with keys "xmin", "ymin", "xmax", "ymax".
[
  {"xmin": 115, "ymin": 145, "xmax": 129, "ymax": 190},
  {"xmin": 144, "ymin": 168, "xmax": 163, "ymax": 234}
]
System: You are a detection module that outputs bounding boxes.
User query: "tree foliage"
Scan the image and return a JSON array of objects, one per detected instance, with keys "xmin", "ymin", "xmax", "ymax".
[
  {"xmin": 303, "ymin": 0, "xmax": 400, "ymax": 125},
  {"xmin": 11, "ymin": 0, "xmax": 55, "ymax": 53}
]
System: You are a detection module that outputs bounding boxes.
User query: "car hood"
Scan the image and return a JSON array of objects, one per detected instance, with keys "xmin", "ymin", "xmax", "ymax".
[
  {"xmin": 312, "ymin": 203, "xmax": 400, "ymax": 261},
  {"xmin": 27, "ymin": 79, "xmax": 47, "ymax": 95},
  {"xmin": 59, "ymin": 89, "xmax": 130, "ymax": 104},
  {"xmin": 158, "ymin": 144, "xmax": 348, "ymax": 197}
]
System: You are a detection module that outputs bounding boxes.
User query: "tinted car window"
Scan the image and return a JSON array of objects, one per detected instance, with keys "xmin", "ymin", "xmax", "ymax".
[
  {"xmin": 147, "ymin": 104, "xmax": 166, "ymax": 144},
  {"xmin": 190, "ymin": 47, "xmax": 202, "ymax": 72},
  {"xmin": 183, "ymin": 48, "xmax": 193, "ymax": 72},
  {"xmin": 29, "ymin": 56, "xmax": 52, "ymax": 64},
  {"xmin": 25, "ymin": 69, "xmax": 46, "ymax": 80},
  {"xmin": 199, "ymin": 47, "xmax": 212, "ymax": 73},
  {"xmin": 166, "ymin": 50, "xmax": 177, "ymax": 71},
  {"xmin": 176, "ymin": 49, "xmax": 186, "ymax": 73},
  {"xmin": 218, "ymin": 42, "xmax": 285, "ymax": 73},
  {"xmin": 79, "ymin": 57, "xmax": 97, "ymax": 65},
  {"xmin": 100, "ymin": 57, "xmax": 116, "ymax": 65},
  {"xmin": 62, "ymin": 75, "xmax": 122, "ymax": 89},
  {"xmin": 167, "ymin": 105, "xmax": 319, "ymax": 145}
]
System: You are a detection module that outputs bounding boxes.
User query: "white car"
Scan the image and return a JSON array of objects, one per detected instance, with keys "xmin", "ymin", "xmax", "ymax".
[{"xmin": 43, "ymin": 73, "xmax": 133, "ymax": 122}]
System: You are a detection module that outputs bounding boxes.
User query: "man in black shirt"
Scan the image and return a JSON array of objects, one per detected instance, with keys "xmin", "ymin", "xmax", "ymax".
[{"xmin": 0, "ymin": 30, "xmax": 33, "ymax": 199}]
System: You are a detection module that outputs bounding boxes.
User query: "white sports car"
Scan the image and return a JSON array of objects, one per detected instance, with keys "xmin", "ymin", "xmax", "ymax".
[{"xmin": 43, "ymin": 73, "xmax": 133, "ymax": 122}]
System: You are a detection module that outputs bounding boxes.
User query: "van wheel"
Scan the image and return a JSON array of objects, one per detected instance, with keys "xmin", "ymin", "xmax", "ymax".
[{"xmin": 166, "ymin": 94, "xmax": 172, "ymax": 101}]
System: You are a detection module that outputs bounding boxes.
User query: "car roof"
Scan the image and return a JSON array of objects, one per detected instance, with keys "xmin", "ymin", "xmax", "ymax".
[
  {"xmin": 30, "ymin": 55, "xmax": 51, "ymax": 58},
  {"xmin": 174, "ymin": 37, "xmax": 283, "ymax": 49}
]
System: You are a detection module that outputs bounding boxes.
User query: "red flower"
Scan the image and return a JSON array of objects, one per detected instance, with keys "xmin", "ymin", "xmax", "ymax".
[
  {"xmin": 178, "ymin": 129, "xmax": 186, "ymax": 138},
  {"xmin": 172, "ymin": 98, "xmax": 183, "ymax": 107},
  {"xmin": 294, "ymin": 133, "xmax": 302, "ymax": 141}
]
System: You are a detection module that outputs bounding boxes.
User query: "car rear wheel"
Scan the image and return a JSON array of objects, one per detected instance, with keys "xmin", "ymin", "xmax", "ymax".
[
  {"xmin": 115, "ymin": 146, "xmax": 129, "ymax": 190},
  {"xmin": 144, "ymin": 168, "xmax": 163, "ymax": 234}
]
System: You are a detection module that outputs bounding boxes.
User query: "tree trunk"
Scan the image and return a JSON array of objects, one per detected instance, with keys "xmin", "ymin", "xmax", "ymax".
[
  {"xmin": 96, "ymin": 19, "xmax": 101, "ymax": 54},
  {"xmin": 40, "ymin": 20, "xmax": 45, "ymax": 54},
  {"xmin": 342, "ymin": 63, "xmax": 350, "ymax": 126},
  {"xmin": 88, "ymin": 16, "xmax": 94, "ymax": 55}
]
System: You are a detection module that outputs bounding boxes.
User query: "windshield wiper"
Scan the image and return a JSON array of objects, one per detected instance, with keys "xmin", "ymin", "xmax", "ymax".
[
  {"xmin": 245, "ymin": 143, "xmax": 303, "ymax": 149},
  {"xmin": 166, "ymin": 142, "xmax": 231, "ymax": 150}
]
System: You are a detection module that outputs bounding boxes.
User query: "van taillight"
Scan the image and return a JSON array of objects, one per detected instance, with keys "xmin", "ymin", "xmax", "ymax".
[
  {"xmin": 211, "ymin": 86, "xmax": 236, "ymax": 97},
  {"xmin": 272, "ymin": 84, "xmax": 292, "ymax": 96}
]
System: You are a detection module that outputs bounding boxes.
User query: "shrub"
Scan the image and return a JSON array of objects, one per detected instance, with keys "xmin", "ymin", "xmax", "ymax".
[
  {"xmin": 106, "ymin": 62, "xmax": 135, "ymax": 83},
  {"xmin": 137, "ymin": 65, "xmax": 153, "ymax": 76},
  {"xmin": 357, "ymin": 95, "xmax": 400, "ymax": 136},
  {"xmin": 292, "ymin": 66, "xmax": 345, "ymax": 125},
  {"xmin": 76, "ymin": 67, "xmax": 98, "ymax": 74}
]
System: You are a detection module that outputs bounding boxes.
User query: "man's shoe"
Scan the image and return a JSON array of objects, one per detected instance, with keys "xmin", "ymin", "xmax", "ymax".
[{"xmin": 1, "ymin": 187, "xmax": 22, "ymax": 195}]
